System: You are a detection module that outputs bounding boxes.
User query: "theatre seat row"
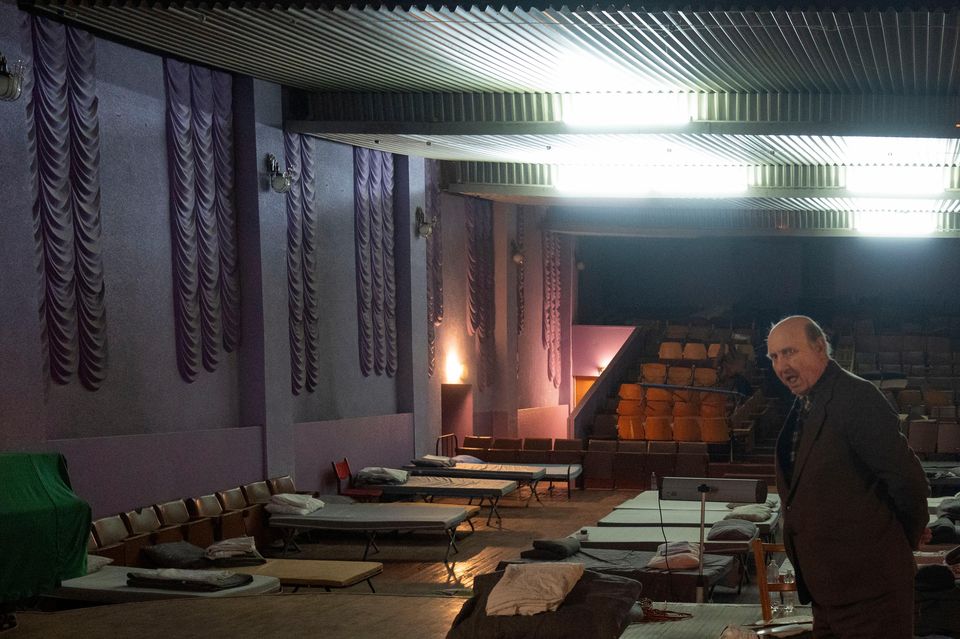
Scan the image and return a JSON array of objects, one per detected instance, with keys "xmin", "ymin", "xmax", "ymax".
[
  {"xmin": 453, "ymin": 436, "xmax": 712, "ymax": 488},
  {"xmin": 87, "ymin": 475, "xmax": 302, "ymax": 567},
  {"xmin": 906, "ymin": 419, "xmax": 960, "ymax": 455},
  {"xmin": 636, "ymin": 365, "xmax": 719, "ymax": 386}
]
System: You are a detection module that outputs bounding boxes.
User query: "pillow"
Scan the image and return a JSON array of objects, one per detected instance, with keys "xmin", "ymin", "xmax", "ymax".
[
  {"xmin": 486, "ymin": 563, "xmax": 585, "ymax": 616},
  {"xmin": 447, "ymin": 569, "xmax": 642, "ymax": 639},
  {"xmin": 86, "ymin": 554, "xmax": 113, "ymax": 574},
  {"xmin": 727, "ymin": 499, "xmax": 777, "ymax": 510},
  {"xmin": 646, "ymin": 552, "xmax": 699, "ymax": 570},
  {"xmin": 915, "ymin": 564, "xmax": 956, "ymax": 592},
  {"xmin": 928, "ymin": 517, "xmax": 960, "ymax": 545},
  {"xmin": 945, "ymin": 545, "xmax": 960, "ymax": 566},
  {"xmin": 937, "ymin": 498, "xmax": 960, "ymax": 521},
  {"xmin": 724, "ymin": 505, "xmax": 772, "ymax": 522},
  {"xmin": 531, "ymin": 538, "xmax": 580, "ymax": 559},
  {"xmin": 452, "ymin": 454, "xmax": 485, "ymax": 464},
  {"xmin": 708, "ymin": 519, "xmax": 758, "ymax": 541},
  {"xmin": 142, "ymin": 541, "xmax": 209, "ymax": 569}
]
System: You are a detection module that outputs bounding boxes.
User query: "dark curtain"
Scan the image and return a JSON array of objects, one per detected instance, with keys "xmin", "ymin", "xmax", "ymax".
[
  {"xmin": 354, "ymin": 147, "xmax": 398, "ymax": 378},
  {"xmin": 467, "ymin": 198, "xmax": 495, "ymax": 391},
  {"xmin": 29, "ymin": 16, "xmax": 107, "ymax": 390},
  {"xmin": 425, "ymin": 159, "xmax": 443, "ymax": 378},
  {"xmin": 285, "ymin": 133, "xmax": 321, "ymax": 395},
  {"xmin": 164, "ymin": 59, "xmax": 238, "ymax": 382}
]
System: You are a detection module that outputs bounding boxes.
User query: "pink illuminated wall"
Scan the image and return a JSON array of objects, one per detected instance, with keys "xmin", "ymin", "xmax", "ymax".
[{"xmin": 571, "ymin": 325, "xmax": 634, "ymax": 378}]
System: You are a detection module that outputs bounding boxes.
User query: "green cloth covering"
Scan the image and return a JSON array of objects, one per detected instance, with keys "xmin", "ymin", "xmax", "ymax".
[{"xmin": 0, "ymin": 453, "xmax": 91, "ymax": 601}]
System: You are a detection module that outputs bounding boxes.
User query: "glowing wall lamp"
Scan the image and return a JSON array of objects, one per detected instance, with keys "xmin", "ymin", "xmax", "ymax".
[{"xmin": 445, "ymin": 352, "xmax": 466, "ymax": 383}]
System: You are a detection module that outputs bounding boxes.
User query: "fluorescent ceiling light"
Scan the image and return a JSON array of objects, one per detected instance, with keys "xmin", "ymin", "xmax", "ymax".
[
  {"xmin": 846, "ymin": 166, "xmax": 945, "ymax": 195},
  {"xmin": 556, "ymin": 165, "xmax": 747, "ymax": 197},
  {"xmin": 562, "ymin": 93, "xmax": 693, "ymax": 127},
  {"xmin": 855, "ymin": 211, "xmax": 937, "ymax": 236},
  {"xmin": 842, "ymin": 137, "xmax": 951, "ymax": 165}
]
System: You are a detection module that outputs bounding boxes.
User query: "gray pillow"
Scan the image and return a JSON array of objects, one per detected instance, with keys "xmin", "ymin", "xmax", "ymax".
[
  {"xmin": 707, "ymin": 519, "xmax": 758, "ymax": 541},
  {"xmin": 446, "ymin": 569, "xmax": 642, "ymax": 639},
  {"xmin": 937, "ymin": 498, "xmax": 960, "ymax": 521},
  {"xmin": 142, "ymin": 541, "xmax": 208, "ymax": 569},
  {"xmin": 928, "ymin": 517, "xmax": 960, "ymax": 545}
]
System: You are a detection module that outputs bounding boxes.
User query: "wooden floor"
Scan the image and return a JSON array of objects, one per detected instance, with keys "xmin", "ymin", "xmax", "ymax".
[{"xmin": 267, "ymin": 487, "xmax": 760, "ymax": 603}]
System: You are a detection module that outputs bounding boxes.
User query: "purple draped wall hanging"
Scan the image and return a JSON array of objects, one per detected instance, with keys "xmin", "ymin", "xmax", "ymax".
[
  {"xmin": 466, "ymin": 198, "xmax": 495, "ymax": 391},
  {"xmin": 285, "ymin": 133, "xmax": 321, "ymax": 395},
  {"xmin": 542, "ymin": 230, "xmax": 561, "ymax": 388},
  {"xmin": 353, "ymin": 147, "xmax": 398, "ymax": 377},
  {"xmin": 425, "ymin": 159, "xmax": 443, "ymax": 378},
  {"xmin": 515, "ymin": 208, "xmax": 527, "ymax": 378},
  {"xmin": 164, "ymin": 59, "xmax": 239, "ymax": 383},
  {"xmin": 28, "ymin": 16, "xmax": 107, "ymax": 391}
]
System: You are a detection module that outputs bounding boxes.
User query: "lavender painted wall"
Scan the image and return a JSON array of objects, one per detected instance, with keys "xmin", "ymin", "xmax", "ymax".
[
  {"xmin": 293, "ymin": 414, "xmax": 414, "ymax": 493},
  {"xmin": 0, "ymin": 4, "xmax": 45, "ymax": 449},
  {"xmin": 571, "ymin": 325, "xmax": 634, "ymax": 378},
  {"xmin": 48, "ymin": 427, "xmax": 262, "ymax": 518},
  {"xmin": 517, "ymin": 405, "xmax": 569, "ymax": 439}
]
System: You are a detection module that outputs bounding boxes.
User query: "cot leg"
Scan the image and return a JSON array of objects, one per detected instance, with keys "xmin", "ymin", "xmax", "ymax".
[
  {"xmin": 366, "ymin": 578, "xmax": 376, "ymax": 593},
  {"xmin": 530, "ymin": 480, "xmax": 543, "ymax": 505},
  {"xmin": 444, "ymin": 528, "xmax": 459, "ymax": 565},
  {"xmin": 363, "ymin": 532, "xmax": 380, "ymax": 560},
  {"xmin": 486, "ymin": 496, "xmax": 502, "ymax": 526}
]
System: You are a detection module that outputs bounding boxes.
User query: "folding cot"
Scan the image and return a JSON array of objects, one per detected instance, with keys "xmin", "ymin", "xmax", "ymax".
[
  {"xmin": 228, "ymin": 558, "xmax": 382, "ymax": 593},
  {"xmin": 573, "ymin": 526, "xmax": 757, "ymax": 554},
  {"xmin": 597, "ymin": 506, "xmax": 781, "ymax": 537},
  {"xmin": 268, "ymin": 502, "xmax": 476, "ymax": 564},
  {"xmin": 614, "ymin": 490, "xmax": 781, "ymax": 512},
  {"xmin": 404, "ymin": 462, "xmax": 546, "ymax": 504},
  {"xmin": 51, "ymin": 565, "xmax": 280, "ymax": 603},
  {"xmin": 497, "ymin": 549, "xmax": 737, "ymax": 602},
  {"xmin": 371, "ymin": 476, "xmax": 518, "ymax": 525}
]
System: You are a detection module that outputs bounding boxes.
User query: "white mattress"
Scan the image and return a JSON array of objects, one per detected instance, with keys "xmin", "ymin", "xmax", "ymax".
[
  {"xmin": 615, "ymin": 490, "xmax": 781, "ymax": 512},
  {"xmin": 52, "ymin": 565, "xmax": 280, "ymax": 603},
  {"xmin": 574, "ymin": 526, "xmax": 756, "ymax": 553},
  {"xmin": 376, "ymin": 475, "xmax": 517, "ymax": 498},
  {"xmin": 269, "ymin": 502, "xmax": 470, "ymax": 531},
  {"xmin": 599, "ymin": 506, "xmax": 780, "ymax": 535}
]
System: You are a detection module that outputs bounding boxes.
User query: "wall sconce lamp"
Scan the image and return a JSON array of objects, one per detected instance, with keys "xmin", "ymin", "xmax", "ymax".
[
  {"xmin": 415, "ymin": 206, "xmax": 437, "ymax": 238},
  {"xmin": 510, "ymin": 240, "xmax": 524, "ymax": 265},
  {"xmin": 266, "ymin": 153, "xmax": 297, "ymax": 194},
  {"xmin": 0, "ymin": 54, "xmax": 24, "ymax": 102}
]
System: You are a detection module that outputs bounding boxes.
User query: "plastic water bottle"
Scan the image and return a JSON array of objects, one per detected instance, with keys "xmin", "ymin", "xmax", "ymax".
[
  {"xmin": 766, "ymin": 558, "xmax": 782, "ymax": 617},
  {"xmin": 577, "ymin": 528, "xmax": 589, "ymax": 541},
  {"xmin": 781, "ymin": 569, "xmax": 797, "ymax": 614},
  {"xmin": 650, "ymin": 472, "xmax": 658, "ymax": 492}
]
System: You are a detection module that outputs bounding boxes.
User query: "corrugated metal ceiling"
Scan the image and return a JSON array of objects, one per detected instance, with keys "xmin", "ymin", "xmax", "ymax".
[{"xmin": 21, "ymin": 1, "xmax": 960, "ymax": 226}]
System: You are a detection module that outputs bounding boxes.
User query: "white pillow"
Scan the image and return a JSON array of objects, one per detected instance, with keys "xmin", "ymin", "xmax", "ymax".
[
  {"xmin": 86, "ymin": 554, "xmax": 114, "ymax": 574},
  {"xmin": 724, "ymin": 504, "xmax": 773, "ymax": 522},
  {"xmin": 485, "ymin": 563, "xmax": 585, "ymax": 616}
]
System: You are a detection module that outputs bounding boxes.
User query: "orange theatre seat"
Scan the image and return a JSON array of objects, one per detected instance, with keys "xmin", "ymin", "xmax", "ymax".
[
  {"xmin": 667, "ymin": 365, "xmax": 693, "ymax": 386},
  {"xmin": 641, "ymin": 363, "xmax": 667, "ymax": 384},
  {"xmin": 644, "ymin": 416, "xmax": 673, "ymax": 441},
  {"xmin": 682, "ymin": 342, "xmax": 708, "ymax": 361},
  {"xmin": 332, "ymin": 458, "xmax": 383, "ymax": 501},
  {"xmin": 693, "ymin": 367, "xmax": 718, "ymax": 387},
  {"xmin": 673, "ymin": 416, "xmax": 702, "ymax": 442},
  {"xmin": 658, "ymin": 341, "xmax": 683, "ymax": 360},
  {"xmin": 618, "ymin": 383, "xmax": 643, "ymax": 400},
  {"xmin": 617, "ymin": 415, "xmax": 644, "ymax": 440},
  {"xmin": 700, "ymin": 417, "xmax": 731, "ymax": 443}
]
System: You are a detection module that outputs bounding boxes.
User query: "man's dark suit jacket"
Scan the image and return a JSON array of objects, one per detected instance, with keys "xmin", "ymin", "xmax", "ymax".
[{"xmin": 775, "ymin": 360, "xmax": 929, "ymax": 606}]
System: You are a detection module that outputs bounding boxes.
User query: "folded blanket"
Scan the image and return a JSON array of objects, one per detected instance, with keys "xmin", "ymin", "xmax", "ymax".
[
  {"xmin": 271, "ymin": 493, "xmax": 322, "ymax": 508},
  {"xmin": 411, "ymin": 454, "xmax": 456, "ymax": 467},
  {"xmin": 708, "ymin": 519, "xmax": 758, "ymax": 541},
  {"xmin": 485, "ymin": 563, "xmax": 585, "ymax": 616},
  {"xmin": 937, "ymin": 498, "xmax": 960, "ymax": 521},
  {"xmin": 530, "ymin": 538, "xmax": 581, "ymax": 559},
  {"xmin": 126, "ymin": 568, "xmax": 253, "ymax": 592},
  {"xmin": 928, "ymin": 516, "xmax": 960, "ymax": 544},
  {"xmin": 266, "ymin": 501, "xmax": 323, "ymax": 515},
  {"xmin": 356, "ymin": 467, "xmax": 409, "ymax": 485},
  {"xmin": 205, "ymin": 536, "xmax": 258, "ymax": 559}
]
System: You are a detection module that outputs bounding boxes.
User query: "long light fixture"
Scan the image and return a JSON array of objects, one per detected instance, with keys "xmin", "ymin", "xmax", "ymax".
[
  {"xmin": 562, "ymin": 93, "xmax": 693, "ymax": 127},
  {"xmin": 555, "ymin": 165, "xmax": 747, "ymax": 197},
  {"xmin": 846, "ymin": 166, "xmax": 945, "ymax": 196},
  {"xmin": 855, "ymin": 211, "xmax": 937, "ymax": 236}
]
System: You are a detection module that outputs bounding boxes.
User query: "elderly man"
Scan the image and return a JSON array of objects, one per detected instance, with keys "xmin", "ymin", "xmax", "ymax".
[{"xmin": 767, "ymin": 316, "xmax": 928, "ymax": 639}]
